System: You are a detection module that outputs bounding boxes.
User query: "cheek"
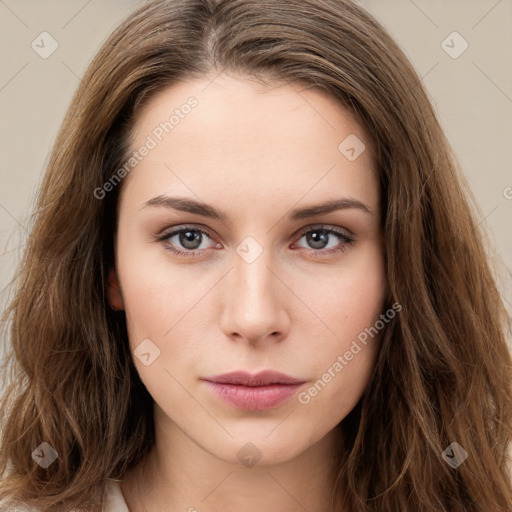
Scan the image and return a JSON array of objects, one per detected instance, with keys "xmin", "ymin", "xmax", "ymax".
[
  {"xmin": 325, "ymin": 347, "xmax": 378, "ymax": 415},
  {"xmin": 120, "ymin": 270, "xmax": 175, "ymax": 347},
  {"xmin": 297, "ymin": 311, "xmax": 383, "ymax": 420},
  {"xmin": 116, "ymin": 247, "xmax": 216, "ymax": 393},
  {"xmin": 117, "ymin": 265, "xmax": 198, "ymax": 398},
  {"xmin": 295, "ymin": 244, "xmax": 387, "ymax": 344},
  {"xmin": 294, "ymin": 245, "xmax": 386, "ymax": 408},
  {"xmin": 117, "ymin": 241, "xmax": 206, "ymax": 343}
]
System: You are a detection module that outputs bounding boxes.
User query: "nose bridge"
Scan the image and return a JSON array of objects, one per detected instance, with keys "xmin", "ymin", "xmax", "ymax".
[
  {"xmin": 235, "ymin": 247, "xmax": 276, "ymax": 304},
  {"xmin": 220, "ymin": 239, "xmax": 289, "ymax": 342}
]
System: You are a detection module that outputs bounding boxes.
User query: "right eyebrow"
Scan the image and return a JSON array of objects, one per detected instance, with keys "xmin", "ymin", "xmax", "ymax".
[{"xmin": 141, "ymin": 195, "xmax": 229, "ymax": 223}]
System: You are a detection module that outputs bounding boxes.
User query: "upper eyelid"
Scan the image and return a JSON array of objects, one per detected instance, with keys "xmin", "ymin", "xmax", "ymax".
[
  {"xmin": 158, "ymin": 224, "xmax": 217, "ymax": 240},
  {"xmin": 297, "ymin": 224, "xmax": 353, "ymax": 237}
]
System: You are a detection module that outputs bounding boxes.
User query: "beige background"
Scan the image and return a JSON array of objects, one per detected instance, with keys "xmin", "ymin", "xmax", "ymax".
[{"xmin": 1, "ymin": 0, "xmax": 511, "ymax": 371}]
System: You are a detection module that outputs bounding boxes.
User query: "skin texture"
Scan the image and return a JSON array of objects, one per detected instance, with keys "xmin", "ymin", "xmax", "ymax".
[{"xmin": 108, "ymin": 72, "xmax": 387, "ymax": 512}]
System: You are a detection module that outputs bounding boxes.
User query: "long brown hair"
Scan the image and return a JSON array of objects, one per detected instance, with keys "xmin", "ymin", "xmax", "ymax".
[{"xmin": 1, "ymin": 1, "xmax": 511, "ymax": 510}]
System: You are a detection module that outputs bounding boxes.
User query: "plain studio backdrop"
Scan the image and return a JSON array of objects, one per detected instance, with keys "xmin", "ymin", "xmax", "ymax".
[{"xmin": 0, "ymin": 0, "xmax": 511, "ymax": 390}]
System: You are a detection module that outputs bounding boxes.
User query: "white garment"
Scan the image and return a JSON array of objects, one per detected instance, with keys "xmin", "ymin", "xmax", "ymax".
[
  {"xmin": 0, "ymin": 479, "xmax": 130, "ymax": 512},
  {"xmin": 103, "ymin": 479, "xmax": 130, "ymax": 511}
]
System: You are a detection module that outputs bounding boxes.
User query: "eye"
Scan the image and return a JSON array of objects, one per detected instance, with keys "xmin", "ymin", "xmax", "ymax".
[
  {"xmin": 155, "ymin": 223, "xmax": 354, "ymax": 258},
  {"xmin": 292, "ymin": 224, "xmax": 354, "ymax": 256},
  {"xmin": 156, "ymin": 225, "xmax": 219, "ymax": 258}
]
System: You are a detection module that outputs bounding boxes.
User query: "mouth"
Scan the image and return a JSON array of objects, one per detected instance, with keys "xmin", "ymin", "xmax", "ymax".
[{"xmin": 200, "ymin": 370, "xmax": 307, "ymax": 411}]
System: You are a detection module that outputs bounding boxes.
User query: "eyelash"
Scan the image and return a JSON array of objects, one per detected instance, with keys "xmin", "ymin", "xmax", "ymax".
[{"xmin": 155, "ymin": 224, "xmax": 355, "ymax": 259}]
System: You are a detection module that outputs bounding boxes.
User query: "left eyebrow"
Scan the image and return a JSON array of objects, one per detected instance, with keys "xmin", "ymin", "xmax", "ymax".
[
  {"xmin": 140, "ymin": 195, "xmax": 374, "ymax": 221},
  {"xmin": 289, "ymin": 197, "xmax": 373, "ymax": 219}
]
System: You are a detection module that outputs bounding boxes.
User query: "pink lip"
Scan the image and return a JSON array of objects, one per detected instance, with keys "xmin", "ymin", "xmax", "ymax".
[
  {"xmin": 202, "ymin": 370, "xmax": 305, "ymax": 386},
  {"xmin": 200, "ymin": 370, "xmax": 306, "ymax": 411}
]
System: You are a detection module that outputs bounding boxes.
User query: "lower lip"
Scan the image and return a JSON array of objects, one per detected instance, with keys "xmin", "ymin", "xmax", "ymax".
[{"xmin": 204, "ymin": 381, "xmax": 304, "ymax": 411}]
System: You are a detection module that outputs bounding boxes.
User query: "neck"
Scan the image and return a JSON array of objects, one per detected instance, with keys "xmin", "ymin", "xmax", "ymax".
[{"xmin": 120, "ymin": 407, "xmax": 346, "ymax": 512}]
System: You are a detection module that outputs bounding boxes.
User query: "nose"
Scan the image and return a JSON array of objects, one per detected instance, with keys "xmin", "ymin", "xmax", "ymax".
[{"xmin": 219, "ymin": 248, "xmax": 291, "ymax": 345}]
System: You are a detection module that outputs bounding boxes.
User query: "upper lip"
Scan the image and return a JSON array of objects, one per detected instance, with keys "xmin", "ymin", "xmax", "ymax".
[{"xmin": 201, "ymin": 370, "xmax": 306, "ymax": 386}]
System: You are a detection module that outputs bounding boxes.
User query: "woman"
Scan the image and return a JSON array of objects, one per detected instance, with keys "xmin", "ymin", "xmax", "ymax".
[{"xmin": 1, "ymin": 0, "xmax": 511, "ymax": 510}]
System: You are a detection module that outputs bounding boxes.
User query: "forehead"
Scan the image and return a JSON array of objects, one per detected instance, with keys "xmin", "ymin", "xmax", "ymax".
[{"xmin": 124, "ymin": 73, "xmax": 379, "ymax": 214}]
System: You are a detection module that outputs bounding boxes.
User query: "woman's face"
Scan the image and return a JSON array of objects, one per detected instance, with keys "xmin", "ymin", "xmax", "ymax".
[{"xmin": 109, "ymin": 72, "xmax": 387, "ymax": 465}]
